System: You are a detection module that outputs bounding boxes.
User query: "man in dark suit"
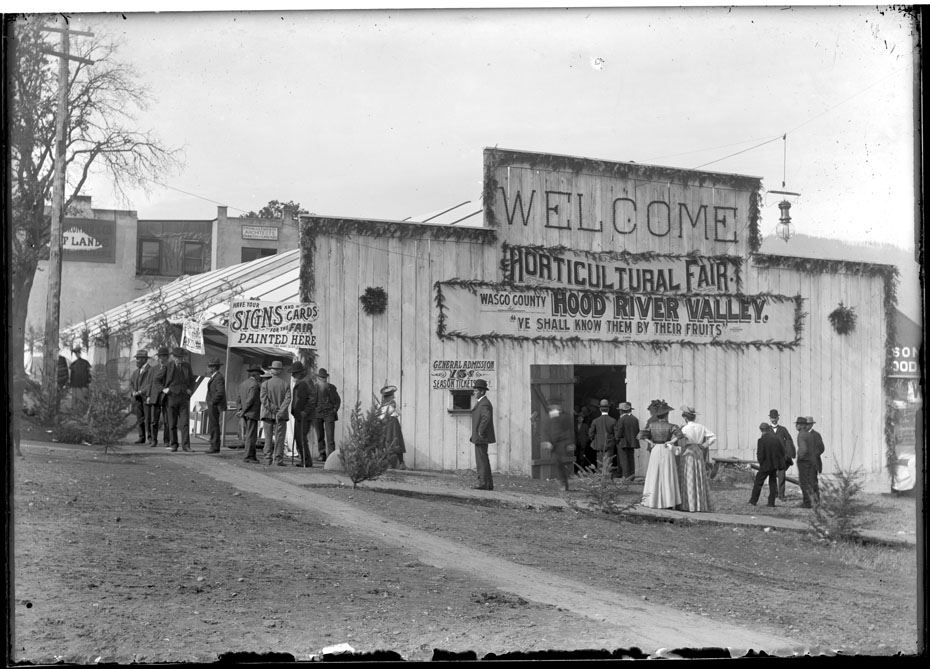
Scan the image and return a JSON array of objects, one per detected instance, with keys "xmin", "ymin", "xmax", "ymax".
[
  {"xmin": 69, "ymin": 346, "xmax": 92, "ymax": 414},
  {"xmin": 470, "ymin": 379, "xmax": 495, "ymax": 490},
  {"xmin": 146, "ymin": 347, "xmax": 171, "ymax": 446},
  {"xmin": 161, "ymin": 347, "xmax": 196, "ymax": 452},
  {"xmin": 588, "ymin": 399, "xmax": 618, "ymax": 476},
  {"xmin": 237, "ymin": 365, "xmax": 263, "ymax": 463},
  {"xmin": 205, "ymin": 358, "xmax": 227, "ymax": 454},
  {"xmin": 749, "ymin": 423, "xmax": 786, "ymax": 507},
  {"xmin": 542, "ymin": 397, "xmax": 574, "ymax": 491},
  {"xmin": 796, "ymin": 415, "xmax": 826, "ymax": 507},
  {"xmin": 769, "ymin": 409, "xmax": 796, "ymax": 501},
  {"xmin": 290, "ymin": 361, "xmax": 317, "ymax": 467},
  {"xmin": 614, "ymin": 401, "xmax": 640, "ymax": 480},
  {"xmin": 129, "ymin": 350, "xmax": 152, "ymax": 444},
  {"xmin": 313, "ymin": 367, "xmax": 340, "ymax": 460}
]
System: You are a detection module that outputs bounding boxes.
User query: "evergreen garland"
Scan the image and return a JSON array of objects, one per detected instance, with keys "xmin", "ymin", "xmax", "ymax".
[
  {"xmin": 302, "ymin": 216, "xmax": 496, "ymax": 244},
  {"xmin": 298, "ymin": 220, "xmax": 318, "ymax": 367}
]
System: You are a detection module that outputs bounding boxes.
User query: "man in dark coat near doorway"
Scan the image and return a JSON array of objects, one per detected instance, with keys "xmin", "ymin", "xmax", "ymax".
[
  {"xmin": 588, "ymin": 399, "xmax": 618, "ymax": 476},
  {"xmin": 313, "ymin": 368, "xmax": 340, "ymax": 460},
  {"xmin": 205, "ymin": 358, "xmax": 227, "ymax": 454},
  {"xmin": 290, "ymin": 361, "xmax": 317, "ymax": 467},
  {"xmin": 749, "ymin": 423, "xmax": 786, "ymax": 507},
  {"xmin": 796, "ymin": 416, "xmax": 826, "ymax": 508},
  {"xmin": 470, "ymin": 379, "xmax": 496, "ymax": 490},
  {"xmin": 614, "ymin": 401, "xmax": 641, "ymax": 480},
  {"xmin": 146, "ymin": 347, "xmax": 171, "ymax": 446}
]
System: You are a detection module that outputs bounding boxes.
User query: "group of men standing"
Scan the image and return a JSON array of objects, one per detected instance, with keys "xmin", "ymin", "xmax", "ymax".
[
  {"xmin": 128, "ymin": 347, "xmax": 197, "ymax": 451},
  {"xmin": 57, "ymin": 346, "xmax": 92, "ymax": 414},
  {"xmin": 234, "ymin": 361, "xmax": 341, "ymax": 467},
  {"xmin": 752, "ymin": 410, "xmax": 825, "ymax": 508},
  {"xmin": 585, "ymin": 399, "xmax": 641, "ymax": 480}
]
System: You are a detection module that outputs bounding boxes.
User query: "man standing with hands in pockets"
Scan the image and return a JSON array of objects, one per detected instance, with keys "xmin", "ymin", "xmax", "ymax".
[{"xmin": 470, "ymin": 379, "xmax": 495, "ymax": 491}]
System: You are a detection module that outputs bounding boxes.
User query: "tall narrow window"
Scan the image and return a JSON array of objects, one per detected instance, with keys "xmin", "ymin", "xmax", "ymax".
[
  {"xmin": 183, "ymin": 241, "xmax": 207, "ymax": 274},
  {"xmin": 138, "ymin": 239, "xmax": 161, "ymax": 275}
]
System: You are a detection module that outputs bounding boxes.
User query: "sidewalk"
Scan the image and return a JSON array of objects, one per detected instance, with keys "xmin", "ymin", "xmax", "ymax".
[{"xmin": 118, "ymin": 441, "xmax": 918, "ymax": 548}]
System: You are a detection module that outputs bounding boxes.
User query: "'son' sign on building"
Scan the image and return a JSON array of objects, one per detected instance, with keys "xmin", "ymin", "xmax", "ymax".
[{"xmin": 300, "ymin": 148, "xmax": 896, "ymax": 482}]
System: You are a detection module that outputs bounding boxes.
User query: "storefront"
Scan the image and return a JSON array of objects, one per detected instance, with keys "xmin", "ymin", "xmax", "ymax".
[{"xmin": 300, "ymin": 148, "xmax": 898, "ymax": 482}]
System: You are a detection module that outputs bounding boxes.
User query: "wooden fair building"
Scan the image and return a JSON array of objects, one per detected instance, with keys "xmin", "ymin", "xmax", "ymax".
[{"xmin": 299, "ymin": 148, "xmax": 899, "ymax": 484}]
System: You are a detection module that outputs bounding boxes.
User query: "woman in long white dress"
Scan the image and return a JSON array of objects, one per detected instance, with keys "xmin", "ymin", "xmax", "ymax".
[
  {"xmin": 638, "ymin": 399, "xmax": 684, "ymax": 509},
  {"xmin": 677, "ymin": 405, "xmax": 716, "ymax": 512}
]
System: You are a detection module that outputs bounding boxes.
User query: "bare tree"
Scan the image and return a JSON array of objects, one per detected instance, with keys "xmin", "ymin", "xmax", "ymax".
[{"xmin": 9, "ymin": 18, "xmax": 181, "ymax": 455}]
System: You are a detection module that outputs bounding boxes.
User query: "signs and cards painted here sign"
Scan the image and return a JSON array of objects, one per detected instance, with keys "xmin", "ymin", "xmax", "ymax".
[
  {"xmin": 439, "ymin": 284, "xmax": 798, "ymax": 345},
  {"xmin": 430, "ymin": 360, "xmax": 496, "ymax": 391},
  {"xmin": 228, "ymin": 300, "xmax": 319, "ymax": 349},
  {"xmin": 241, "ymin": 225, "xmax": 279, "ymax": 241},
  {"xmin": 62, "ymin": 218, "xmax": 116, "ymax": 263},
  {"xmin": 181, "ymin": 319, "xmax": 205, "ymax": 354}
]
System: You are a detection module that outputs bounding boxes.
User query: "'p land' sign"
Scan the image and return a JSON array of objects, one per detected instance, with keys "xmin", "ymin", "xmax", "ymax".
[{"xmin": 228, "ymin": 300, "xmax": 319, "ymax": 349}]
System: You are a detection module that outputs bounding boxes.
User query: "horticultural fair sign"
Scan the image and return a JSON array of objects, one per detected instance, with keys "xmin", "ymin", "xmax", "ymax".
[{"xmin": 227, "ymin": 300, "xmax": 319, "ymax": 349}]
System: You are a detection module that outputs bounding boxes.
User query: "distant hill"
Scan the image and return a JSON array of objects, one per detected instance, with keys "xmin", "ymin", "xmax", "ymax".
[{"xmin": 759, "ymin": 234, "xmax": 922, "ymax": 324}]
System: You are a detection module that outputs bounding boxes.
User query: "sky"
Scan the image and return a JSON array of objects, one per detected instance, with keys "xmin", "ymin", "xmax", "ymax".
[{"xmin": 18, "ymin": 5, "xmax": 919, "ymax": 250}]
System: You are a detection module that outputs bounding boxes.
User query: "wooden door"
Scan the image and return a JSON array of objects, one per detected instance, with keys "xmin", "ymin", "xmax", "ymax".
[{"xmin": 530, "ymin": 364, "xmax": 575, "ymax": 480}]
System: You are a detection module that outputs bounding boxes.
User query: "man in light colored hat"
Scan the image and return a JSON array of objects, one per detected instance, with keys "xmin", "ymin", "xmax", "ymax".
[
  {"xmin": 129, "ymin": 350, "xmax": 152, "ymax": 444},
  {"xmin": 260, "ymin": 360, "xmax": 291, "ymax": 465},
  {"xmin": 769, "ymin": 409, "xmax": 796, "ymax": 501},
  {"xmin": 470, "ymin": 378, "xmax": 495, "ymax": 490},
  {"xmin": 237, "ymin": 365, "xmax": 264, "ymax": 463},
  {"xmin": 145, "ymin": 347, "xmax": 171, "ymax": 446},
  {"xmin": 796, "ymin": 416, "xmax": 825, "ymax": 508},
  {"xmin": 588, "ymin": 399, "xmax": 618, "ymax": 476},
  {"xmin": 613, "ymin": 401, "xmax": 640, "ymax": 480},
  {"xmin": 205, "ymin": 358, "xmax": 227, "ymax": 454},
  {"xmin": 162, "ymin": 347, "xmax": 196, "ymax": 452},
  {"xmin": 313, "ymin": 367, "xmax": 341, "ymax": 461}
]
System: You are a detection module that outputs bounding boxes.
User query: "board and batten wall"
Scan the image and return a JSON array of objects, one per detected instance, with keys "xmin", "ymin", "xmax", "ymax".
[{"xmin": 301, "ymin": 149, "xmax": 888, "ymax": 477}]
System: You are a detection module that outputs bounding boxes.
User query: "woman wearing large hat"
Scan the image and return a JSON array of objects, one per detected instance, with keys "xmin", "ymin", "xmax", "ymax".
[
  {"xmin": 379, "ymin": 384, "xmax": 406, "ymax": 469},
  {"xmin": 637, "ymin": 399, "xmax": 685, "ymax": 509}
]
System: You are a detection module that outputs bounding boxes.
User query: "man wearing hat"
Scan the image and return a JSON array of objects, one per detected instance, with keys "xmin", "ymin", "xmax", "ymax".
[
  {"xmin": 260, "ymin": 360, "xmax": 292, "ymax": 465},
  {"xmin": 129, "ymin": 350, "xmax": 153, "ymax": 444},
  {"xmin": 588, "ymin": 399, "xmax": 618, "ymax": 476},
  {"xmin": 749, "ymin": 423, "xmax": 786, "ymax": 507},
  {"xmin": 313, "ymin": 368, "xmax": 341, "ymax": 461},
  {"xmin": 290, "ymin": 361, "xmax": 318, "ymax": 467},
  {"xmin": 795, "ymin": 416, "xmax": 826, "ymax": 508},
  {"xmin": 162, "ymin": 347, "xmax": 196, "ymax": 452},
  {"xmin": 146, "ymin": 347, "xmax": 171, "ymax": 446},
  {"xmin": 613, "ymin": 401, "xmax": 640, "ymax": 480},
  {"xmin": 237, "ymin": 365, "xmax": 264, "ymax": 463},
  {"xmin": 205, "ymin": 358, "xmax": 227, "ymax": 454},
  {"xmin": 69, "ymin": 346, "xmax": 92, "ymax": 414},
  {"xmin": 470, "ymin": 378, "xmax": 496, "ymax": 490},
  {"xmin": 768, "ymin": 409, "xmax": 796, "ymax": 501}
]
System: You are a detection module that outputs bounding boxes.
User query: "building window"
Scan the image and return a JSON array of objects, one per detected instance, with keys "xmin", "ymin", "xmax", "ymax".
[
  {"xmin": 137, "ymin": 239, "xmax": 161, "ymax": 275},
  {"xmin": 241, "ymin": 247, "xmax": 277, "ymax": 263},
  {"xmin": 450, "ymin": 390, "xmax": 473, "ymax": 412},
  {"xmin": 183, "ymin": 241, "xmax": 207, "ymax": 274}
]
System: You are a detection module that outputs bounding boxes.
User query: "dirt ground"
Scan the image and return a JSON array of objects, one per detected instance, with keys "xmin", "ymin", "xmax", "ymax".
[{"xmin": 12, "ymin": 440, "xmax": 918, "ymax": 662}]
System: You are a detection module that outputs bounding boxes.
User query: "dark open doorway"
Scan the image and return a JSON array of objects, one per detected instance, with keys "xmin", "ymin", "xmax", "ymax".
[{"xmin": 573, "ymin": 365, "xmax": 627, "ymax": 418}]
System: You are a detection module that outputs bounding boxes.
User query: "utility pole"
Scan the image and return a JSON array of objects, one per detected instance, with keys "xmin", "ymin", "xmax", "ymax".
[{"xmin": 39, "ymin": 17, "xmax": 93, "ymax": 416}]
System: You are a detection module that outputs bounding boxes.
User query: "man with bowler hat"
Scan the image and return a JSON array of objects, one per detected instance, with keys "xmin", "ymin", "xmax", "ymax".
[
  {"xmin": 205, "ymin": 358, "xmax": 227, "ymax": 453},
  {"xmin": 769, "ymin": 409, "xmax": 796, "ymax": 501},
  {"xmin": 470, "ymin": 378, "xmax": 496, "ymax": 490},
  {"xmin": 237, "ymin": 365, "xmax": 263, "ymax": 462},
  {"xmin": 313, "ymin": 368, "xmax": 341, "ymax": 460},
  {"xmin": 129, "ymin": 350, "xmax": 152, "ymax": 444},
  {"xmin": 749, "ymin": 423, "xmax": 786, "ymax": 507},
  {"xmin": 261, "ymin": 360, "xmax": 291, "ymax": 465},
  {"xmin": 162, "ymin": 347, "xmax": 196, "ymax": 452},
  {"xmin": 796, "ymin": 416, "xmax": 825, "ymax": 507},
  {"xmin": 588, "ymin": 399, "xmax": 618, "ymax": 475},
  {"xmin": 290, "ymin": 361, "xmax": 318, "ymax": 467},
  {"xmin": 614, "ymin": 401, "xmax": 640, "ymax": 480},
  {"xmin": 146, "ymin": 347, "xmax": 171, "ymax": 446}
]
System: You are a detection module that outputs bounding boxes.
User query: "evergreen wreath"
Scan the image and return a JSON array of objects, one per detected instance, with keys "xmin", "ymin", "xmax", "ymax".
[
  {"xmin": 828, "ymin": 302, "xmax": 857, "ymax": 335},
  {"xmin": 360, "ymin": 286, "xmax": 388, "ymax": 315}
]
